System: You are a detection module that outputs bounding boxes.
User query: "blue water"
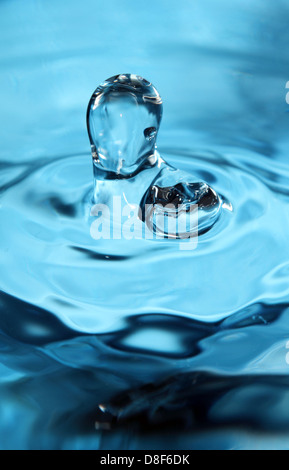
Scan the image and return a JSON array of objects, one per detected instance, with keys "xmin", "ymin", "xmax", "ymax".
[
  {"xmin": 1, "ymin": 0, "xmax": 289, "ymax": 450},
  {"xmin": 87, "ymin": 73, "xmax": 224, "ymax": 240}
]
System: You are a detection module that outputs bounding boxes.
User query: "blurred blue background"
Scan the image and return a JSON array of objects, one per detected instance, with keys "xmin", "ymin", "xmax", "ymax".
[{"xmin": 1, "ymin": 0, "xmax": 289, "ymax": 163}]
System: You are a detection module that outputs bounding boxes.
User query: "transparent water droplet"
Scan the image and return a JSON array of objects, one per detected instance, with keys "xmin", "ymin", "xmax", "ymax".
[
  {"xmin": 87, "ymin": 74, "xmax": 226, "ymax": 239},
  {"xmin": 87, "ymin": 73, "xmax": 162, "ymax": 178},
  {"xmin": 140, "ymin": 167, "xmax": 222, "ymax": 237}
]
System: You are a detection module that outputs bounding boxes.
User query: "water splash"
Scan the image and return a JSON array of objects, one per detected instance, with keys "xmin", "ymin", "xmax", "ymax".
[
  {"xmin": 87, "ymin": 74, "xmax": 224, "ymax": 238},
  {"xmin": 2, "ymin": 0, "xmax": 289, "ymax": 449}
]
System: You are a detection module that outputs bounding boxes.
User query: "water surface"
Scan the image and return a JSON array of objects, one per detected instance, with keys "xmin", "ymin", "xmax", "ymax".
[{"xmin": 1, "ymin": 0, "xmax": 289, "ymax": 450}]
